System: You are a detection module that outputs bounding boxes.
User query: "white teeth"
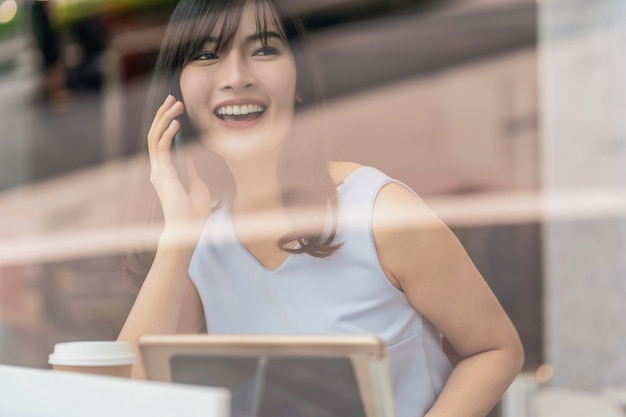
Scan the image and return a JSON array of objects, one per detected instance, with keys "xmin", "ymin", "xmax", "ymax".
[{"xmin": 216, "ymin": 104, "xmax": 265, "ymax": 116}]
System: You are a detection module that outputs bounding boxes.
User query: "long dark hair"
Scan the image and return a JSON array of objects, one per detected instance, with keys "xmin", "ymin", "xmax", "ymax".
[{"xmin": 124, "ymin": 0, "xmax": 340, "ymax": 289}]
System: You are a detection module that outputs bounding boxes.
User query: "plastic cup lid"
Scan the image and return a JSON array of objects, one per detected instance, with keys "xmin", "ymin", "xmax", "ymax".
[{"xmin": 48, "ymin": 341, "xmax": 136, "ymax": 367}]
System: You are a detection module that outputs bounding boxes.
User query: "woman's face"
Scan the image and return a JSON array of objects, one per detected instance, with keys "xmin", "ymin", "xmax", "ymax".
[{"xmin": 179, "ymin": 4, "xmax": 297, "ymax": 163}]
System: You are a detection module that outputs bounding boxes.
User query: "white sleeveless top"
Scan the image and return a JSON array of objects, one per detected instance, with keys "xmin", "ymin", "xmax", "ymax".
[{"xmin": 189, "ymin": 166, "xmax": 452, "ymax": 417}]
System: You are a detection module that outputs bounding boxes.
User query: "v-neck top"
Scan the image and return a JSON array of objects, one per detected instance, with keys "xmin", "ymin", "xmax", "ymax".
[{"xmin": 188, "ymin": 166, "xmax": 452, "ymax": 417}]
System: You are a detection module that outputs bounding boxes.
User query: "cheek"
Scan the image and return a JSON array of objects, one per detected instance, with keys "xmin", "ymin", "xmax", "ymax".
[
  {"xmin": 179, "ymin": 67, "xmax": 210, "ymax": 101},
  {"xmin": 285, "ymin": 63, "xmax": 297, "ymax": 98},
  {"xmin": 179, "ymin": 72, "xmax": 206, "ymax": 126},
  {"xmin": 271, "ymin": 66, "xmax": 297, "ymax": 107}
]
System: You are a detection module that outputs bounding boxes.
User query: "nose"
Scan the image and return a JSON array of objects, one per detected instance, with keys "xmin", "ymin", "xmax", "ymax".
[{"xmin": 218, "ymin": 52, "xmax": 255, "ymax": 91}]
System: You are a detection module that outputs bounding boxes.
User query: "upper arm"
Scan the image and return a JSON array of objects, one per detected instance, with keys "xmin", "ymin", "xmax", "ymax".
[
  {"xmin": 372, "ymin": 184, "xmax": 521, "ymax": 359},
  {"xmin": 176, "ymin": 277, "xmax": 206, "ymax": 333}
]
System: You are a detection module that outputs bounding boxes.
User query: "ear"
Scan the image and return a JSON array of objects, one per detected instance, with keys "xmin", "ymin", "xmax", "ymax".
[{"xmin": 295, "ymin": 93, "xmax": 304, "ymax": 104}]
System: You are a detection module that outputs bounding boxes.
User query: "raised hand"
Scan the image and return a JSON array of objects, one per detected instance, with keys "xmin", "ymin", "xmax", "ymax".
[{"xmin": 147, "ymin": 95, "xmax": 212, "ymax": 243}]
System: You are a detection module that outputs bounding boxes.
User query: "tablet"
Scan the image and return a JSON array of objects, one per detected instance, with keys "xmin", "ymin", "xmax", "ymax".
[{"xmin": 139, "ymin": 334, "xmax": 396, "ymax": 417}]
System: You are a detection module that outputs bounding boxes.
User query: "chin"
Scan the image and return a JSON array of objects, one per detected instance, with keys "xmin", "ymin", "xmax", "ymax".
[{"xmin": 207, "ymin": 130, "xmax": 286, "ymax": 162}]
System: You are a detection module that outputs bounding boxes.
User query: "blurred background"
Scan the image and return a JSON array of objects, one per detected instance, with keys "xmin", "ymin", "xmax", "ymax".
[{"xmin": 0, "ymin": 0, "xmax": 625, "ymax": 416}]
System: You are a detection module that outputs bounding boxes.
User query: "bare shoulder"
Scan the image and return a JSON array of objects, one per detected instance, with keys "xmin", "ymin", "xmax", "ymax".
[
  {"xmin": 372, "ymin": 182, "xmax": 453, "ymax": 290},
  {"xmin": 372, "ymin": 182, "xmax": 445, "ymax": 232},
  {"xmin": 328, "ymin": 161, "xmax": 363, "ymax": 185}
]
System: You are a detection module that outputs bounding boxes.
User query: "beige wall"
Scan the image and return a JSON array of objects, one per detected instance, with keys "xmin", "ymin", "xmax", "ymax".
[{"xmin": 304, "ymin": 47, "xmax": 539, "ymax": 196}]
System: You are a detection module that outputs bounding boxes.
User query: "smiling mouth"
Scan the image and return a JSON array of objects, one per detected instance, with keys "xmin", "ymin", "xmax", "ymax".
[{"xmin": 215, "ymin": 104, "xmax": 267, "ymax": 123}]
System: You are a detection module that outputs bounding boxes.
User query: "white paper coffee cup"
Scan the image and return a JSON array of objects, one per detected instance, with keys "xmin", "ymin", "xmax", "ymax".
[{"xmin": 49, "ymin": 341, "xmax": 136, "ymax": 378}]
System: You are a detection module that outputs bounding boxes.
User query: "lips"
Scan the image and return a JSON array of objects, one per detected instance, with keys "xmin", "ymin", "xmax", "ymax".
[{"xmin": 214, "ymin": 101, "xmax": 267, "ymax": 125}]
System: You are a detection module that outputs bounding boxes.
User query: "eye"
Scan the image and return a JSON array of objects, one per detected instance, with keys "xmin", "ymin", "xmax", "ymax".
[
  {"xmin": 192, "ymin": 51, "xmax": 218, "ymax": 61},
  {"xmin": 254, "ymin": 46, "xmax": 279, "ymax": 57}
]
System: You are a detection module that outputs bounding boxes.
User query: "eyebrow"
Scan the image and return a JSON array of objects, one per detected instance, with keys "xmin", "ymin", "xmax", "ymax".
[
  {"xmin": 204, "ymin": 31, "xmax": 285, "ymax": 45},
  {"xmin": 245, "ymin": 31, "xmax": 284, "ymax": 43}
]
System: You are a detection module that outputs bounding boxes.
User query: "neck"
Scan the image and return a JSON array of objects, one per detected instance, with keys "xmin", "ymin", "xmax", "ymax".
[{"xmin": 228, "ymin": 156, "xmax": 283, "ymax": 215}]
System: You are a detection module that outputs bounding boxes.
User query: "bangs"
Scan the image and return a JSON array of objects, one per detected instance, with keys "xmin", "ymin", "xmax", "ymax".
[
  {"xmin": 253, "ymin": 0, "xmax": 289, "ymax": 48},
  {"xmin": 178, "ymin": 0, "xmax": 289, "ymax": 65}
]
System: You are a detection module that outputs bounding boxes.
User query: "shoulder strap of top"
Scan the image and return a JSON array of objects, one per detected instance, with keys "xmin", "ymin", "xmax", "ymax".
[{"xmin": 336, "ymin": 166, "xmax": 424, "ymax": 236}]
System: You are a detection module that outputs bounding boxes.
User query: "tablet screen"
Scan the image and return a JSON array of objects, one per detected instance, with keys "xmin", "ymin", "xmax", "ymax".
[{"xmin": 170, "ymin": 355, "xmax": 367, "ymax": 417}]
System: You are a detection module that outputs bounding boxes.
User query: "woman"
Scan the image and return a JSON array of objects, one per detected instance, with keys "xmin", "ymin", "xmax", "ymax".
[{"xmin": 118, "ymin": 1, "xmax": 524, "ymax": 416}]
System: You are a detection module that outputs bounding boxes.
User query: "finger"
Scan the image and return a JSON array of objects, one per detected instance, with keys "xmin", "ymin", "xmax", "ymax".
[
  {"xmin": 149, "ymin": 94, "xmax": 175, "ymax": 136},
  {"xmin": 148, "ymin": 96, "xmax": 174, "ymax": 157},
  {"xmin": 157, "ymin": 119, "xmax": 180, "ymax": 153},
  {"xmin": 149, "ymin": 120, "xmax": 179, "ymax": 176},
  {"xmin": 148, "ymin": 101, "xmax": 183, "ymax": 148},
  {"xmin": 154, "ymin": 101, "xmax": 184, "ymax": 143},
  {"xmin": 148, "ymin": 100, "xmax": 184, "ymax": 154},
  {"xmin": 148, "ymin": 116, "xmax": 174, "ymax": 162}
]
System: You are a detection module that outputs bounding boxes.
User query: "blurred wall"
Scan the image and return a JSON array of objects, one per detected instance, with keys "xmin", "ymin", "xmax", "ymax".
[{"xmin": 320, "ymin": 48, "xmax": 539, "ymax": 196}]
